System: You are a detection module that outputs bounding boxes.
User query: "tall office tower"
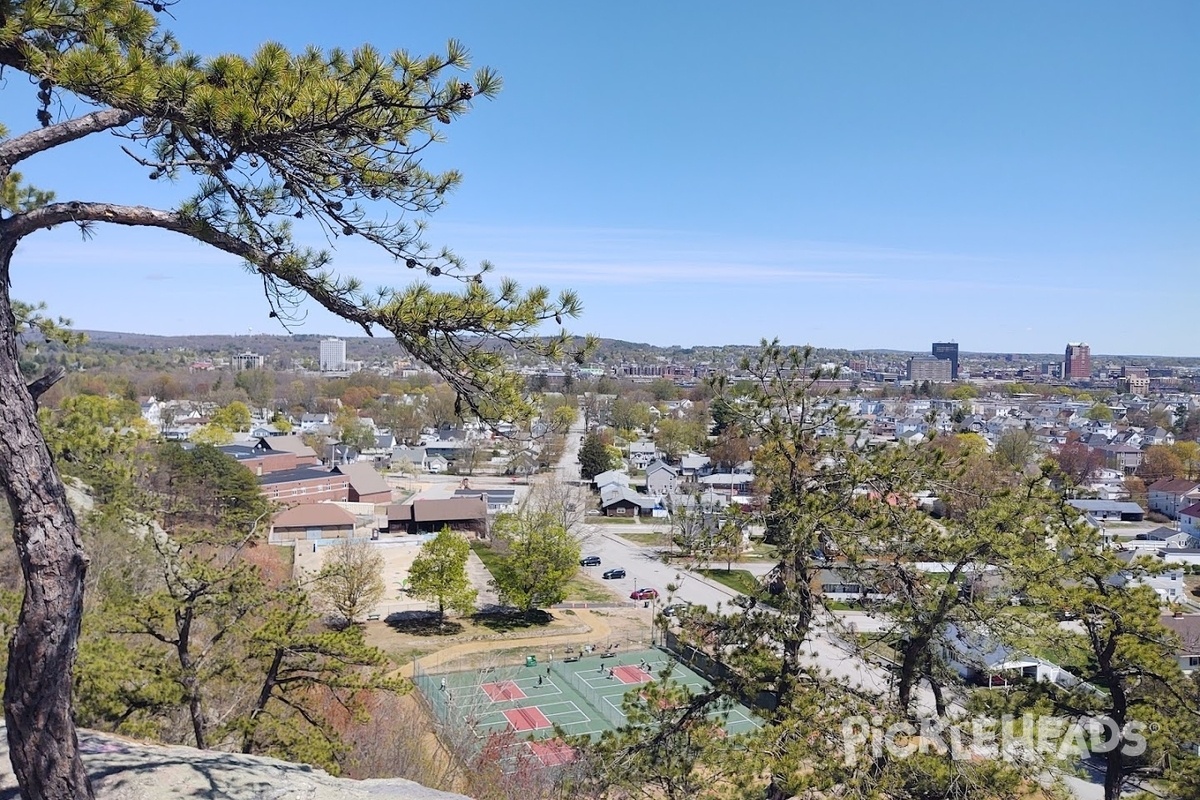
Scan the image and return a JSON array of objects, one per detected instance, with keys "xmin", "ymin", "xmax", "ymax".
[
  {"xmin": 931, "ymin": 342, "xmax": 959, "ymax": 380},
  {"xmin": 1064, "ymin": 342, "xmax": 1092, "ymax": 381},
  {"xmin": 319, "ymin": 337, "xmax": 347, "ymax": 372}
]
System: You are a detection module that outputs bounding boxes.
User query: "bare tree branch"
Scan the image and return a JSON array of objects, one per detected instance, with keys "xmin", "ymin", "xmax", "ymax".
[{"xmin": 0, "ymin": 110, "xmax": 137, "ymax": 168}]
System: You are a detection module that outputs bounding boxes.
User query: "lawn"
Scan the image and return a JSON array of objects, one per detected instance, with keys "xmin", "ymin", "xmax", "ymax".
[
  {"xmin": 619, "ymin": 532, "xmax": 672, "ymax": 546},
  {"xmin": 697, "ymin": 568, "xmax": 763, "ymax": 596}
]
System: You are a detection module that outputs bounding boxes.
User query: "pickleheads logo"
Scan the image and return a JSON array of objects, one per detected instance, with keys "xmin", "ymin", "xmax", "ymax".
[{"xmin": 841, "ymin": 713, "xmax": 1148, "ymax": 765}]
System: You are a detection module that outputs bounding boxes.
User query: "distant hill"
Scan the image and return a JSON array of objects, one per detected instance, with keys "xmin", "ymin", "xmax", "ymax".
[{"xmin": 72, "ymin": 331, "xmax": 1197, "ymax": 368}]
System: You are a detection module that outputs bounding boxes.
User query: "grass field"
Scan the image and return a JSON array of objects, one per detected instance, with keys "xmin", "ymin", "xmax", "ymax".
[{"xmin": 697, "ymin": 568, "xmax": 763, "ymax": 596}]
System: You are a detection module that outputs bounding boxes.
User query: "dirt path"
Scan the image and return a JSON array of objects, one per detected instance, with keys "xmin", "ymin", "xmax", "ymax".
[{"xmin": 394, "ymin": 609, "xmax": 613, "ymax": 678}]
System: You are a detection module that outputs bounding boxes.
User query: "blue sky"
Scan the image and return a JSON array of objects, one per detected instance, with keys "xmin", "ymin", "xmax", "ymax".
[{"xmin": 5, "ymin": 1, "xmax": 1197, "ymax": 354}]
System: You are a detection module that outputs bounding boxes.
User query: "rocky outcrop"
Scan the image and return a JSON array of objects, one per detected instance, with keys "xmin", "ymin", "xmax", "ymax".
[{"xmin": 0, "ymin": 723, "xmax": 472, "ymax": 800}]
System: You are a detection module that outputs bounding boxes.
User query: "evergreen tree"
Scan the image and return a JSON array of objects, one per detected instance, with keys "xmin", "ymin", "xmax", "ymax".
[
  {"xmin": 579, "ymin": 432, "xmax": 613, "ymax": 480},
  {"xmin": 0, "ymin": 4, "xmax": 587, "ymax": 795}
]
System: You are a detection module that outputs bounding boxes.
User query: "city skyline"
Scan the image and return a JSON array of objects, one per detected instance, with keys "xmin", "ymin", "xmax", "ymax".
[{"xmin": 3, "ymin": 1, "xmax": 1196, "ymax": 355}]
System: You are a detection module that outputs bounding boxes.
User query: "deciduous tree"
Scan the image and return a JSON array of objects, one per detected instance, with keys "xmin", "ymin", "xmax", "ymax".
[
  {"xmin": 488, "ymin": 510, "xmax": 580, "ymax": 614},
  {"xmin": 0, "ymin": 6, "xmax": 584, "ymax": 794},
  {"xmin": 312, "ymin": 538, "xmax": 386, "ymax": 628},
  {"xmin": 407, "ymin": 528, "xmax": 476, "ymax": 626}
]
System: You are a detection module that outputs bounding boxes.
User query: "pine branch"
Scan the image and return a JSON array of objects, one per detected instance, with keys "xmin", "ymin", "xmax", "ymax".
[
  {"xmin": 0, "ymin": 110, "xmax": 138, "ymax": 168},
  {"xmin": 0, "ymin": 201, "xmax": 378, "ymax": 334}
]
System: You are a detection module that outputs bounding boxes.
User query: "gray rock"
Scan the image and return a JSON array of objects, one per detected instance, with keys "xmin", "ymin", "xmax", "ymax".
[{"xmin": 0, "ymin": 723, "xmax": 473, "ymax": 800}]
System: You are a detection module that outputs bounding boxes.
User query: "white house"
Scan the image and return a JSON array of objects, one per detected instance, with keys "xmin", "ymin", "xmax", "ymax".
[
  {"xmin": 645, "ymin": 459, "xmax": 680, "ymax": 496},
  {"xmin": 1160, "ymin": 615, "xmax": 1200, "ymax": 674},
  {"xmin": 1181, "ymin": 502, "xmax": 1200, "ymax": 538},
  {"xmin": 627, "ymin": 440, "xmax": 659, "ymax": 469}
]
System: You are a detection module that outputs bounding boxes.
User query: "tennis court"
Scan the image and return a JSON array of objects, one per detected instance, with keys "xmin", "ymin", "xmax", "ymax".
[{"xmin": 414, "ymin": 645, "xmax": 763, "ymax": 757}]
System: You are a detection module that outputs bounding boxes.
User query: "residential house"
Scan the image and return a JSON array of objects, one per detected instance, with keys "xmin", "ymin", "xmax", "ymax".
[
  {"xmin": 1159, "ymin": 614, "xmax": 1200, "ymax": 674},
  {"xmin": 1111, "ymin": 567, "xmax": 1187, "ymax": 603},
  {"xmin": 1144, "ymin": 427, "xmax": 1176, "ymax": 447},
  {"xmin": 678, "ymin": 453, "xmax": 713, "ymax": 480},
  {"xmin": 939, "ymin": 624, "xmax": 1086, "ymax": 690},
  {"xmin": 600, "ymin": 486, "xmax": 660, "ymax": 517},
  {"xmin": 386, "ymin": 497, "xmax": 488, "ymax": 536},
  {"xmin": 627, "ymin": 440, "xmax": 659, "ymax": 469},
  {"xmin": 592, "ymin": 469, "xmax": 630, "ymax": 490},
  {"xmin": 391, "ymin": 446, "xmax": 428, "ymax": 472},
  {"xmin": 331, "ymin": 462, "xmax": 393, "ymax": 505},
  {"xmin": 1181, "ymin": 502, "xmax": 1200, "ymax": 539},
  {"xmin": 1067, "ymin": 499, "xmax": 1145, "ymax": 522},
  {"xmin": 645, "ymin": 459, "xmax": 679, "ymax": 496},
  {"xmin": 1148, "ymin": 478, "xmax": 1200, "ymax": 519},
  {"xmin": 1096, "ymin": 443, "xmax": 1144, "ymax": 474},
  {"xmin": 299, "ymin": 412, "xmax": 333, "ymax": 434},
  {"xmin": 269, "ymin": 503, "xmax": 357, "ymax": 544},
  {"xmin": 1136, "ymin": 526, "xmax": 1200, "ymax": 549}
]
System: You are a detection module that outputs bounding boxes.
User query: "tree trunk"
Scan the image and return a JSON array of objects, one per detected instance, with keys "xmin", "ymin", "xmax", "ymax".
[
  {"xmin": 0, "ymin": 240, "xmax": 95, "ymax": 799},
  {"xmin": 895, "ymin": 631, "xmax": 930, "ymax": 716}
]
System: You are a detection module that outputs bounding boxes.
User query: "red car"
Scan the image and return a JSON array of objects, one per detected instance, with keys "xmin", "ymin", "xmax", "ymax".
[{"xmin": 630, "ymin": 588, "xmax": 659, "ymax": 600}]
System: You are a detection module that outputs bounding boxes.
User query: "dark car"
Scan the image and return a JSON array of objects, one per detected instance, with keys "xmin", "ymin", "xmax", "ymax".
[
  {"xmin": 580, "ymin": 555, "xmax": 602, "ymax": 567},
  {"xmin": 602, "ymin": 568, "xmax": 626, "ymax": 580},
  {"xmin": 661, "ymin": 602, "xmax": 690, "ymax": 617},
  {"xmin": 630, "ymin": 588, "xmax": 659, "ymax": 600}
]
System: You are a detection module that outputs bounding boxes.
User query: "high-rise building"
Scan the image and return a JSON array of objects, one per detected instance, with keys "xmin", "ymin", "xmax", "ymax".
[
  {"xmin": 907, "ymin": 356, "xmax": 952, "ymax": 383},
  {"xmin": 931, "ymin": 342, "xmax": 959, "ymax": 380},
  {"xmin": 319, "ymin": 338, "xmax": 347, "ymax": 372},
  {"xmin": 1064, "ymin": 342, "xmax": 1091, "ymax": 381}
]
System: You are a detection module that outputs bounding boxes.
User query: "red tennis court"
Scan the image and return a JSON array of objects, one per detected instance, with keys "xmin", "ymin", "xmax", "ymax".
[
  {"xmin": 612, "ymin": 665, "xmax": 652, "ymax": 684},
  {"xmin": 504, "ymin": 705, "xmax": 551, "ymax": 731},
  {"xmin": 482, "ymin": 680, "xmax": 527, "ymax": 702},
  {"xmin": 529, "ymin": 739, "xmax": 576, "ymax": 766}
]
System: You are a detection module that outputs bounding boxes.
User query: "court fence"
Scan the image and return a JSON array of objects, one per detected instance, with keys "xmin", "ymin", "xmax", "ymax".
[{"xmin": 547, "ymin": 660, "xmax": 630, "ymax": 729}]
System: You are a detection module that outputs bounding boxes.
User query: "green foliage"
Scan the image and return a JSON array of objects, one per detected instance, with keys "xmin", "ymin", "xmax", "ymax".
[
  {"xmin": 653, "ymin": 417, "xmax": 707, "ymax": 461},
  {"xmin": 487, "ymin": 511, "xmax": 581, "ymax": 613},
  {"xmin": 993, "ymin": 427, "xmax": 1036, "ymax": 470},
  {"xmin": 579, "ymin": 431, "xmax": 614, "ymax": 480},
  {"xmin": 1085, "ymin": 402, "xmax": 1114, "ymax": 421},
  {"xmin": 39, "ymin": 393, "xmax": 149, "ymax": 502},
  {"xmin": 190, "ymin": 422, "xmax": 234, "ymax": 445},
  {"xmin": 233, "ymin": 584, "xmax": 405, "ymax": 773},
  {"xmin": 947, "ymin": 383, "xmax": 979, "ymax": 400},
  {"xmin": 234, "ymin": 369, "xmax": 275, "ymax": 408},
  {"xmin": 211, "ymin": 401, "xmax": 252, "ymax": 432},
  {"xmin": 407, "ymin": 528, "xmax": 476, "ymax": 623}
]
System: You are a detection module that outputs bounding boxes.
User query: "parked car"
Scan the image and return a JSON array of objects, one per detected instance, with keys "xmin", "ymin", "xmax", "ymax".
[
  {"xmin": 602, "ymin": 568, "xmax": 626, "ymax": 580},
  {"xmin": 580, "ymin": 555, "xmax": 602, "ymax": 567},
  {"xmin": 630, "ymin": 588, "xmax": 659, "ymax": 600},
  {"xmin": 661, "ymin": 602, "xmax": 690, "ymax": 617}
]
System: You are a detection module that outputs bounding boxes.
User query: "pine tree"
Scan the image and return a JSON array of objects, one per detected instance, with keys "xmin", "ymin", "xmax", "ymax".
[
  {"xmin": 579, "ymin": 432, "xmax": 613, "ymax": 480},
  {"xmin": 0, "ymin": 4, "xmax": 586, "ymax": 796}
]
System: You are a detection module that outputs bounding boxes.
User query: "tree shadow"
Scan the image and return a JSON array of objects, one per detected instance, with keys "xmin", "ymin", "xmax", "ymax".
[
  {"xmin": 384, "ymin": 610, "xmax": 463, "ymax": 636},
  {"xmin": 471, "ymin": 608, "xmax": 553, "ymax": 633}
]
